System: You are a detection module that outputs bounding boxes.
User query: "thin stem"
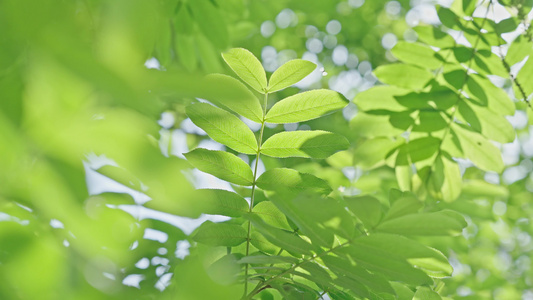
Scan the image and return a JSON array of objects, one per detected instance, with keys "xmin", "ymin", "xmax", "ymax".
[
  {"xmin": 245, "ymin": 240, "xmax": 353, "ymax": 300},
  {"xmin": 243, "ymin": 92, "xmax": 269, "ymax": 298}
]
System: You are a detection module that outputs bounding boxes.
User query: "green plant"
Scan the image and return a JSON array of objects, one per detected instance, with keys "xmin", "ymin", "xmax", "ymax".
[{"xmin": 178, "ymin": 48, "xmax": 468, "ymax": 300}]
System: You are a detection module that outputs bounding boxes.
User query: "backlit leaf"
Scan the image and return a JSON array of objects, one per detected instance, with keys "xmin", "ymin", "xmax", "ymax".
[
  {"xmin": 374, "ymin": 64, "xmax": 433, "ymax": 90},
  {"xmin": 452, "ymin": 123, "xmax": 504, "ymax": 172},
  {"xmin": 222, "ymin": 48, "xmax": 267, "ymax": 93},
  {"xmin": 265, "ymin": 89, "xmax": 348, "ymax": 123},
  {"xmin": 184, "ymin": 148, "xmax": 254, "ymax": 186},
  {"xmin": 392, "ymin": 41, "xmax": 443, "ymax": 69},
  {"xmin": 186, "ymin": 102, "xmax": 258, "ymax": 154},
  {"xmin": 267, "ymin": 59, "xmax": 316, "ymax": 92}
]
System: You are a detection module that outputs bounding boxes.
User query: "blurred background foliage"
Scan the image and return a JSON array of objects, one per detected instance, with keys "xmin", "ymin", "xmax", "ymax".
[{"xmin": 0, "ymin": 0, "xmax": 532, "ymax": 299}]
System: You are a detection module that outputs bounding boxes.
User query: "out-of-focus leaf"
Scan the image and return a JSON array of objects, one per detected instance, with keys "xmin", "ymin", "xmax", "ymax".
[
  {"xmin": 344, "ymin": 195, "xmax": 383, "ymax": 229},
  {"xmin": 414, "ymin": 25, "xmax": 456, "ymax": 48},
  {"xmin": 374, "ymin": 64, "xmax": 433, "ymax": 90},
  {"xmin": 354, "ymin": 137, "xmax": 403, "ymax": 170},
  {"xmin": 384, "ymin": 194, "xmax": 423, "ymax": 221},
  {"xmin": 267, "ymin": 192, "xmax": 335, "ymax": 248},
  {"xmin": 256, "ymin": 168, "xmax": 332, "ymax": 195},
  {"xmin": 458, "ymin": 100, "xmax": 515, "ymax": 143},
  {"xmin": 195, "ymin": 189, "xmax": 249, "ymax": 217},
  {"xmin": 253, "ymin": 201, "xmax": 292, "ymax": 230},
  {"xmin": 237, "ymin": 255, "xmax": 298, "ymax": 265},
  {"xmin": 192, "ymin": 221, "xmax": 247, "ymax": 247},
  {"xmin": 413, "ymin": 287, "xmax": 442, "ymax": 300},
  {"xmin": 322, "ymin": 256, "xmax": 395, "ymax": 295},
  {"xmin": 428, "ymin": 154, "xmax": 462, "ymax": 202},
  {"xmin": 261, "ymin": 130, "xmax": 349, "ymax": 159},
  {"xmin": 245, "ymin": 213, "xmax": 314, "ymax": 256},
  {"xmin": 188, "ymin": 0, "xmax": 228, "ymax": 49},
  {"xmin": 222, "ymin": 48, "xmax": 267, "ymax": 93},
  {"xmin": 202, "ymin": 74, "xmax": 264, "ymax": 123},
  {"xmin": 184, "ymin": 148, "xmax": 254, "ymax": 186},
  {"xmin": 186, "ymin": 103, "xmax": 258, "ymax": 154},
  {"xmin": 265, "ymin": 89, "xmax": 348, "ymax": 123},
  {"xmin": 452, "ymin": 124, "xmax": 504, "ymax": 172},
  {"xmin": 267, "ymin": 59, "xmax": 316, "ymax": 92},
  {"xmin": 376, "ymin": 210, "xmax": 467, "ymax": 236},
  {"xmin": 392, "ymin": 41, "xmax": 443, "ymax": 69}
]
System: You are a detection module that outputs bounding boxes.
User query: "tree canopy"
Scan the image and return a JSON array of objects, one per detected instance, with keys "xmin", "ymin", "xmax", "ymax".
[{"xmin": 1, "ymin": 0, "xmax": 533, "ymax": 299}]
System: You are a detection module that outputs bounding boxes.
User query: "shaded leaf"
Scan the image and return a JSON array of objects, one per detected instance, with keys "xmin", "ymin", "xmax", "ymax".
[
  {"xmin": 376, "ymin": 210, "xmax": 467, "ymax": 236},
  {"xmin": 253, "ymin": 201, "xmax": 292, "ymax": 230},
  {"xmin": 354, "ymin": 137, "xmax": 403, "ymax": 170},
  {"xmin": 256, "ymin": 168, "xmax": 332, "ymax": 195},
  {"xmin": 192, "ymin": 221, "xmax": 247, "ymax": 247},
  {"xmin": 245, "ymin": 213, "xmax": 315, "ymax": 256},
  {"xmin": 261, "ymin": 130, "xmax": 349, "ymax": 159},
  {"xmin": 195, "ymin": 189, "xmax": 249, "ymax": 217},
  {"xmin": 344, "ymin": 195, "xmax": 383, "ymax": 229}
]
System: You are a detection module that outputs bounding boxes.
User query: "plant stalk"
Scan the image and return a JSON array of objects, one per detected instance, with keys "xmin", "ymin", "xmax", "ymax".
[{"xmin": 243, "ymin": 92, "xmax": 269, "ymax": 298}]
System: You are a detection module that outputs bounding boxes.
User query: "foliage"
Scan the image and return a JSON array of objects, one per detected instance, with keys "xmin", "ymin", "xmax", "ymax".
[{"xmin": 0, "ymin": 0, "xmax": 532, "ymax": 300}]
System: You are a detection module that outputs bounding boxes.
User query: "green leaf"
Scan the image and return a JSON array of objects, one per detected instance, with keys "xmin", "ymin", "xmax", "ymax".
[
  {"xmin": 515, "ymin": 54, "xmax": 533, "ymax": 98},
  {"xmin": 192, "ymin": 221, "xmax": 247, "ymax": 247},
  {"xmin": 376, "ymin": 210, "xmax": 467, "ymax": 236},
  {"xmin": 265, "ymin": 89, "xmax": 348, "ymax": 123},
  {"xmin": 462, "ymin": 179, "xmax": 509, "ymax": 198},
  {"xmin": 353, "ymin": 85, "xmax": 410, "ymax": 112},
  {"xmin": 350, "ymin": 112, "xmax": 405, "ymax": 138},
  {"xmin": 428, "ymin": 154, "xmax": 462, "ymax": 202},
  {"xmin": 390, "ymin": 282, "xmax": 415, "ymax": 300},
  {"xmin": 458, "ymin": 100, "xmax": 515, "ymax": 143},
  {"xmin": 413, "ymin": 25, "xmax": 456, "ymax": 48},
  {"xmin": 245, "ymin": 213, "xmax": 315, "ymax": 256},
  {"xmin": 261, "ymin": 130, "xmax": 350, "ymax": 158},
  {"xmin": 184, "ymin": 148, "xmax": 254, "ymax": 186},
  {"xmin": 256, "ymin": 168, "xmax": 332, "ymax": 195},
  {"xmin": 268, "ymin": 192, "xmax": 335, "ymax": 247},
  {"xmin": 322, "ymin": 256, "xmax": 395, "ymax": 296},
  {"xmin": 186, "ymin": 103, "xmax": 258, "ymax": 154},
  {"xmin": 413, "ymin": 287, "xmax": 442, "ymax": 300},
  {"xmin": 340, "ymin": 235, "xmax": 432, "ymax": 285},
  {"xmin": 237, "ymin": 255, "xmax": 299, "ymax": 265},
  {"xmin": 267, "ymin": 59, "xmax": 316, "ymax": 92},
  {"xmin": 396, "ymin": 137, "xmax": 441, "ymax": 165},
  {"xmin": 354, "ymin": 137, "xmax": 403, "ymax": 170},
  {"xmin": 188, "ymin": 0, "xmax": 228, "ymax": 49},
  {"xmin": 195, "ymin": 189, "xmax": 249, "ymax": 217},
  {"xmin": 202, "ymin": 74, "xmax": 264, "ymax": 123},
  {"xmin": 384, "ymin": 194, "xmax": 422, "ymax": 221},
  {"xmin": 292, "ymin": 195, "xmax": 355, "ymax": 240},
  {"xmin": 391, "ymin": 41, "xmax": 443, "ymax": 69},
  {"xmin": 253, "ymin": 201, "xmax": 292, "ymax": 230},
  {"xmin": 466, "ymin": 74, "xmax": 515, "ymax": 116},
  {"xmin": 222, "ymin": 48, "xmax": 267, "ymax": 93},
  {"xmin": 374, "ymin": 64, "xmax": 433, "ymax": 90},
  {"xmin": 344, "ymin": 195, "xmax": 383, "ymax": 229},
  {"xmin": 452, "ymin": 123, "xmax": 504, "ymax": 172}
]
